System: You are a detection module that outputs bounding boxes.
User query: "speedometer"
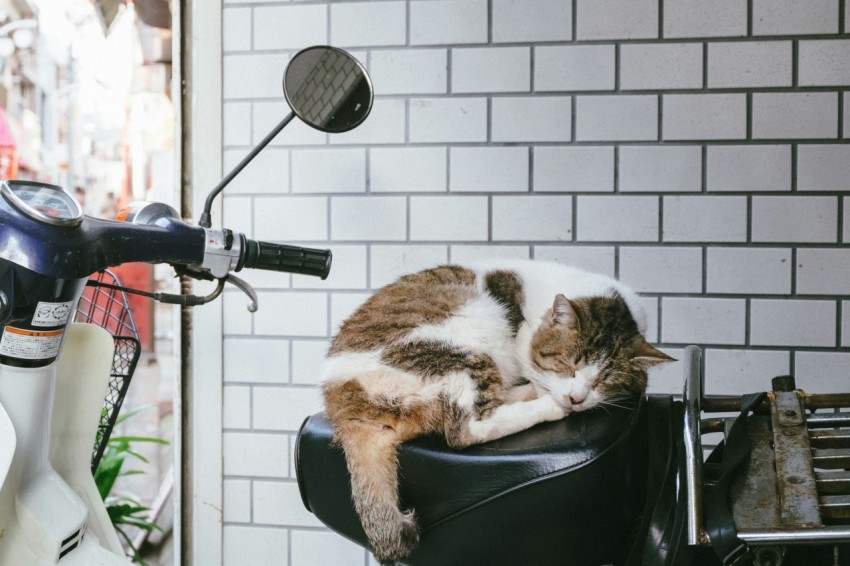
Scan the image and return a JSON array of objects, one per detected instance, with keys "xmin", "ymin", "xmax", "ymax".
[{"xmin": 1, "ymin": 180, "xmax": 84, "ymax": 227}]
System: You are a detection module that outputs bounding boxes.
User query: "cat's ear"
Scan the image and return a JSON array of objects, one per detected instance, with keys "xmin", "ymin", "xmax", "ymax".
[
  {"xmin": 632, "ymin": 339, "xmax": 676, "ymax": 366},
  {"xmin": 551, "ymin": 294, "xmax": 577, "ymax": 327}
]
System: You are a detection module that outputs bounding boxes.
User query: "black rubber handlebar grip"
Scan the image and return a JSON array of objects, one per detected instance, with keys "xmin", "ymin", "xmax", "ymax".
[{"xmin": 242, "ymin": 239, "xmax": 332, "ymax": 279}]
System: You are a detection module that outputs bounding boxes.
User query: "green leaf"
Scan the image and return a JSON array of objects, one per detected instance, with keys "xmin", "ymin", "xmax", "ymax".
[
  {"xmin": 109, "ymin": 436, "xmax": 169, "ymax": 445},
  {"xmin": 93, "ymin": 403, "xmax": 168, "ymax": 563},
  {"xmin": 113, "ymin": 403, "xmax": 156, "ymax": 426}
]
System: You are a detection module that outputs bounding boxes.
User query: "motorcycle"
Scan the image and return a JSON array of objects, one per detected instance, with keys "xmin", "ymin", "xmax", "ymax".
[
  {"xmin": 297, "ymin": 346, "xmax": 850, "ymax": 565},
  {"xmin": 0, "ymin": 45, "xmax": 372, "ymax": 565}
]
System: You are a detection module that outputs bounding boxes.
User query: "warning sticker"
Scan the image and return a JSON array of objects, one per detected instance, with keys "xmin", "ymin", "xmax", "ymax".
[
  {"xmin": 32, "ymin": 301, "xmax": 74, "ymax": 327},
  {"xmin": 0, "ymin": 327, "xmax": 65, "ymax": 359}
]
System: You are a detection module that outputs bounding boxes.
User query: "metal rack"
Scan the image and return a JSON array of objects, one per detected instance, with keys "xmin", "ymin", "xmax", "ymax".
[
  {"xmin": 683, "ymin": 346, "xmax": 850, "ymax": 561},
  {"xmin": 75, "ymin": 269, "xmax": 142, "ymax": 472}
]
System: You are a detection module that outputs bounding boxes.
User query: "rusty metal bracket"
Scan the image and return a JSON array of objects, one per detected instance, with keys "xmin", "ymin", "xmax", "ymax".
[{"xmin": 768, "ymin": 390, "xmax": 824, "ymax": 528}]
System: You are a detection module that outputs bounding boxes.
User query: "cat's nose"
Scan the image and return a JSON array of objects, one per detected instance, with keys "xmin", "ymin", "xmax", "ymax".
[{"xmin": 569, "ymin": 392, "xmax": 586, "ymax": 404}]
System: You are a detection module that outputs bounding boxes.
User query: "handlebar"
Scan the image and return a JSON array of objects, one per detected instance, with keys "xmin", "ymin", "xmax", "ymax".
[
  {"xmin": 0, "ymin": 194, "xmax": 333, "ymax": 316},
  {"xmin": 242, "ymin": 240, "xmax": 332, "ymax": 280}
]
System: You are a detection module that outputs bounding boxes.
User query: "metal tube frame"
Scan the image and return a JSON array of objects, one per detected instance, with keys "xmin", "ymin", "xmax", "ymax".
[{"xmin": 682, "ymin": 345, "xmax": 706, "ymax": 546}]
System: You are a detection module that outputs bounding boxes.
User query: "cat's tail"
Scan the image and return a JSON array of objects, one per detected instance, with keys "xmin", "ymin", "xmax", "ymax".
[
  {"xmin": 337, "ymin": 420, "xmax": 419, "ymax": 565},
  {"xmin": 323, "ymin": 379, "xmax": 420, "ymax": 565}
]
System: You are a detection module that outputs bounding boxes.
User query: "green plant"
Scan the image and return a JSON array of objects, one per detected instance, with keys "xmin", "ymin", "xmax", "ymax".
[{"xmin": 93, "ymin": 404, "xmax": 169, "ymax": 565}]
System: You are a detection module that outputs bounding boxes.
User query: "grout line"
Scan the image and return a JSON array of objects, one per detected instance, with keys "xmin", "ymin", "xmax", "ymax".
[
  {"xmin": 792, "ymin": 40, "xmax": 799, "ymax": 88},
  {"xmin": 613, "ymin": 146, "xmax": 619, "ymax": 192},
  {"xmin": 365, "ymin": 244, "xmax": 372, "ymax": 289},
  {"xmin": 571, "ymin": 194, "xmax": 578, "ymax": 242},
  {"xmin": 747, "ymin": 0, "xmax": 753, "ymax": 37},
  {"xmin": 487, "ymin": 196, "xmax": 493, "ymax": 241},
  {"xmin": 447, "ymin": 48, "xmax": 453, "ymax": 93},
  {"xmin": 571, "ymin": 0, "xmax": 578, "ymax": 41},
  {"xmin": 487, "ymin": 0, "xmax": 493, "ymax": 44},
  {"xmin": 791, "ymin": 144, "xmax": 798, "ymax": 192},
  {"xmin": 656, "ymin": 297, "xmax": 662, "ymax": 342},
  {"xmin": 791, "ymin": 247, "xmax": 798, "ymax": 295},
  {"xmin": 614, "ymin": 244, "xmax": 620, "ymax": 279},
  {"xmin": 657, "ymin": 94, "xmax": 663, "ymax": 141},
  {"xmin": 657, "ymin": 195, "xmax": 663, "ymax": 243},
  {"xmin": 570, "ymin": 96, "xmax": 577, "ymax": 142},
  {"xmin": 614, "ymin": 43, "xmax": 621, "ymax": 92},
  {"xmin": 326, "ymin": 1, "xmax": 332, "ymax": 44},
  {"xmin": 658, "ymin": 0, "xmax": 663, "ymax": 39},
  {"xmin": 406, "ymin": 0, "xmax": 411, "ymax": 46},
  {"xmin": 365, "ymin": 148, "xmax": 371, "ymax": 193}
]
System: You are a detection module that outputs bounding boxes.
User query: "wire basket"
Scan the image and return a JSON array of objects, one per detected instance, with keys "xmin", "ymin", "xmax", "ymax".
[{"xmin": 75, "ymin": 270, "xmax": 142, "ymax": 473}]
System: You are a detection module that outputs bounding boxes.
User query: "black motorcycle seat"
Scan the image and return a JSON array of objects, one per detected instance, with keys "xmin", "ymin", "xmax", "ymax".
[{"xmin": 296, "ymin": 395, "xmax": 648, "ymax": 565}]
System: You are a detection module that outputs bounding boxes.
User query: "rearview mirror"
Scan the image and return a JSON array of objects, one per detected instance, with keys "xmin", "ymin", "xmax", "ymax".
[
  {"xmin": 200, "ymin": 46, "xmax": 373, "ymax": 228},
  {"xmin": 283, "ymin": 45, "xmax": 373, "ymax": 133}
]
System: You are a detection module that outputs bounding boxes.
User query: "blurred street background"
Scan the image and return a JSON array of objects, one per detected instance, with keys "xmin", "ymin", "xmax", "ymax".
[{"xmin": 0, "ymin": 1, "xmax": 177, "ymax": 562}]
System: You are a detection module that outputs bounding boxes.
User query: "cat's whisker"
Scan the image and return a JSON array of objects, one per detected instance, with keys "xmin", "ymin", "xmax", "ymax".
[{"xmin": 596, "ymin": 398, "xmax": 636, "ymax": 411}]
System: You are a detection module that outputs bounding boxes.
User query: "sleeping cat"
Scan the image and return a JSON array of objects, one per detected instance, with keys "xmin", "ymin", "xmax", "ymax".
[{"xmin": 321, "ymin": 259, "xmax": 672, "ymax": 564}]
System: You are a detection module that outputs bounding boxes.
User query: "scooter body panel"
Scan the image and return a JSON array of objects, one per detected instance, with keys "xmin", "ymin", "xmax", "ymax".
[
  {"xmin": 51, "ymin": 323, "xmax": 124, "ymax": 555},
  {"xmin": 0, "ymin": 398, "xmax": 15, "ymax": 493},
  {"xmin": 0, "ymin": 324, "xmax": 126, "ymax": 564}
]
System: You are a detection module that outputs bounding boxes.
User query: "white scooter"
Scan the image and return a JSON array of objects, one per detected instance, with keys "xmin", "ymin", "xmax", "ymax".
[{"xmin": 0, "ymin": 45, "xmax": 373, "ymax": 565}]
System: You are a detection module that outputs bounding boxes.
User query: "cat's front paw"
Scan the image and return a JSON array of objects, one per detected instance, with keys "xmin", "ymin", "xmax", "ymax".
[{"xmin": 538, "ymin": 394, "xmax": 571, "ymax": 421}]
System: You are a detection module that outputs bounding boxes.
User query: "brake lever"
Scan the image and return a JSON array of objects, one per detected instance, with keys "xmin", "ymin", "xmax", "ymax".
[
  {"xmin": 225, "ymin": 273, "xmax": 258, "ymax": 313},
  {"xmin": 173, "ymin": 265, "xmax": 257, "ymax": 312}
]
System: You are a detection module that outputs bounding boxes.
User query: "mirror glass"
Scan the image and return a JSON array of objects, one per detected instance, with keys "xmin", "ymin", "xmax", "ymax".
[{"xmin": 283, "ymin": 46, "xmax": 374, "ymax": 134}]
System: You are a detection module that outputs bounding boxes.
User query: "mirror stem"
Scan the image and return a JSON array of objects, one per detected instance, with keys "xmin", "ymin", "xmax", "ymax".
[{"xmin": 199, "ymin": 111, "xmax": 296, "ymax": 228}]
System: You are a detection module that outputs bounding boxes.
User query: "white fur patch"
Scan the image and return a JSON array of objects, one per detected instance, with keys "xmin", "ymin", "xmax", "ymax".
[{"xmin": 406, "ymin": 294, "xmax": 519, "ymax": 385}]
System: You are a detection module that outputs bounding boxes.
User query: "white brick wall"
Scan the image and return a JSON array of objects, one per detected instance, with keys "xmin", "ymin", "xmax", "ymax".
[
  {"xmin": 663, "ymin": 93, "xmax": 747, "ymax": 140},
  {"xmin": 620, "ymin": 43, "xmax": 703, "ymax": 90},
  {"xmin": 619, "ymin": 146, "xmax": 702, "ymax": 191},
  {"xmin": 536, "ymin": 45, "xmax": 615, "ymax": 91},
  {"xmin": 208, "ymin": 2, "xmax": 850, "ymax": 563},
  {"xmin": 707, "ymin": 41, "xmax": 792, "ymax": 88},
  {"xmin": 706, "ymin": 145, "xmax": 791, "ymax": 191},
  {"xmin": 663, "ymin": 0, "xmax": 747, "ymax": 38},
  {"xmin": 575, "ymin": 95, "xmax": 658, "ymax": 141}
]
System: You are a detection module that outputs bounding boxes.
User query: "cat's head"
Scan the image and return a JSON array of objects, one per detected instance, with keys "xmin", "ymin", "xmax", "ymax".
[{"xmin": 529, "ymin": 291, "xmax": 673, "ymax": 412}]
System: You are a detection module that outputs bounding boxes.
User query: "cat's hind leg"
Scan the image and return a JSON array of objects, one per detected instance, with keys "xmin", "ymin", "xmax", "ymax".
[
  {"xmin": 336, "ymin": 419, "xmax": 418, "ymax": 564},
  {"xmin": 323, "ymin": 378, "xmax": 424, "ymax": 564}
]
